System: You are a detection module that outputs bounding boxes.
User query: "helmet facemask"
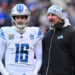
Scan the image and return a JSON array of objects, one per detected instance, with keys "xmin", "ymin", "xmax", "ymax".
[{"xmin": 12, "ymin": 15, "xmax": 29, "ymax": 30}]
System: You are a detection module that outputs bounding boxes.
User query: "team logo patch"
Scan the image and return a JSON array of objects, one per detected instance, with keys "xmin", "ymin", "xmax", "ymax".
[
  {"xmin": 30, "ymin": 34, "xmax": 34, "ymax": 40},
  {"xmin": 9, "ymin": 34, "xmax": 14, "ymax": 39},
  {"xmin": 57, "ymin": 35, "xmax": 63, "ymax": 39}
]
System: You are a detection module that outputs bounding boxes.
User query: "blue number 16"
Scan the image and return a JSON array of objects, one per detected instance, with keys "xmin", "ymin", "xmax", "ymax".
[{"xmin": 15, "ymin": 43, "xmax": 29, "ymax": 62}]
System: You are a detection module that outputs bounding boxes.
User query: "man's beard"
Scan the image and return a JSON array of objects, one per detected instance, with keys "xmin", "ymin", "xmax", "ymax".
[
  {"xmin": 50, "ymin": 23, "xmax": 54, "ymax": 27},
  {"xmin": 49, "ymin": 19, "xmax": 65, "ymax": 30},
  {"xmin": 49, "ymin": 19, "xmax": 55, "ymax": 27}
]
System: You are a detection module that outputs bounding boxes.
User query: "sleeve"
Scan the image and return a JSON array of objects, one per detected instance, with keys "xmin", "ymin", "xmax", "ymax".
[
  {"xmin": 33, "ymin": 28, "xmax": 42, "ymax": 74},
  {"xmin": 0, "ymin": 29, "xmax": 5, "ymax": 41},
  {"xmin": 0, "ymin": 29, "xmax": 9, "ymax": 75},
  {"xmin": 0, "ymin": 29, "xmax": 6, "ymax": 60},
  {"xmin": 33, "ymin": 39, "xmax": 42, "ymax": 74}
]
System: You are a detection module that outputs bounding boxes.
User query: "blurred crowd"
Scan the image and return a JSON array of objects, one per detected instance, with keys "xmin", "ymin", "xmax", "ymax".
[{"xmin": 0, "ymin": 0, "xmax": 75, "ymax": 35}]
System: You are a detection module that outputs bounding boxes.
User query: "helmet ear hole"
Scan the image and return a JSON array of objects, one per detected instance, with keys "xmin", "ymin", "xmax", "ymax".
[
  {"xmin": 13, "ymin": 16, "xmax": 16, "ymax": 20},
  {"xmin": 24, "ymin": 15, "xmax": 28, "ymax": 19}
]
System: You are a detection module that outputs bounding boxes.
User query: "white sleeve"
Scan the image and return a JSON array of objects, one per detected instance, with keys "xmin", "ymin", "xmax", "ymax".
[
  {"xmin": 33, "ymin": 39, "xmax": 42, "ymax": 74},
  {"xmin": 0, "ymin": 28, "xmax": 6, "ymax": 60},
  {"xmin": 0, "ymin": 29, "xmax": 9, "ymax": 75}
]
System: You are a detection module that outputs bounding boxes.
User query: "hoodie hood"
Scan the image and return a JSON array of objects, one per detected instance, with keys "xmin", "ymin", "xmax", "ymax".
[{"xmin": 63, "ymin": 19, "xmax": 71, "ymax": 28}]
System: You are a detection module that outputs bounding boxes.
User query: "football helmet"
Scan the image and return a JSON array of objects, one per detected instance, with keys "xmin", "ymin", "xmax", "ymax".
[{"xmin": 11, "ymin": 3, "xmax": 30, "ymax": 30}]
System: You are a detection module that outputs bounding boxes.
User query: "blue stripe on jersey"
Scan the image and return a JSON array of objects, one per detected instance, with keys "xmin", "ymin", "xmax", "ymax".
[
  {"xmin": 37, "ymin": 29, "xmax": 42, "ymax": 38},
  {"xmin": 17, "ymin": 4, "xmax": 23, "ymax": 13},
  {"xmin": 0, "ymin": 29, "xmax": 5, "ymax": 40}
]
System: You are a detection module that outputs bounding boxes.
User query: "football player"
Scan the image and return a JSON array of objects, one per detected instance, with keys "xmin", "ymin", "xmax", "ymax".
[{"xmin": 0, "ymin": 3, "xmax": 42, "ymax": 75}]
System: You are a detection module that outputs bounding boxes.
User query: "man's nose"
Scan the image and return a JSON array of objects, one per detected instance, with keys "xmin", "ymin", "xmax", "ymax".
[{"xmin": 18, "ymin": 17, "xmax": 22, "ymax": 21}]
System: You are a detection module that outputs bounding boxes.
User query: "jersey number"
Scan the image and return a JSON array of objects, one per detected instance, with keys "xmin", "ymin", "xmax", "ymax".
[{"xmin": 15, "ymin": 43, "xmax": 29, "ymax": 62}]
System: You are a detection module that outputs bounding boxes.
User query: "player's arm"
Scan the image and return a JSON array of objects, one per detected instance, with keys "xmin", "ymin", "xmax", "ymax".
[
  {"xmin": 33, "ymin": 39, "xmax": 42, "ymax": 75},
  {"xmin": 0, "ymin": 29, "xmax": 9, "ymax": 75},
  {"xmin": 33, "ymin": 28, "xmax": 42, "ymax": 75}
]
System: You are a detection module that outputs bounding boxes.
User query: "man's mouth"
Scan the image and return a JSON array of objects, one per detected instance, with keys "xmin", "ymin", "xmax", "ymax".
[{"xmin": 49, "ymin": 19, "xmax": 54, "ymax": 22}]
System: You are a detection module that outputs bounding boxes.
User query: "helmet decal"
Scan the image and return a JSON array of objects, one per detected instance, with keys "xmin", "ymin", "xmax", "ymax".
[{"xmin": 17, "ymin": 4, "xmax": 23, "ymax": 13}]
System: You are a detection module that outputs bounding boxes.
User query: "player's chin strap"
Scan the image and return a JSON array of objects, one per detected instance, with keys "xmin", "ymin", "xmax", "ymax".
[{"xmin": 15, "ymin": 26, "xmax": 26, "ymax": 34}]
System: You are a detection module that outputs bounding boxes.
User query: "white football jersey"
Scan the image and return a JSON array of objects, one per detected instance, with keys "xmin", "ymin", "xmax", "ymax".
[{"xmin": 0, "ymin": 26, "xmax": 42, "ymax": 75}]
